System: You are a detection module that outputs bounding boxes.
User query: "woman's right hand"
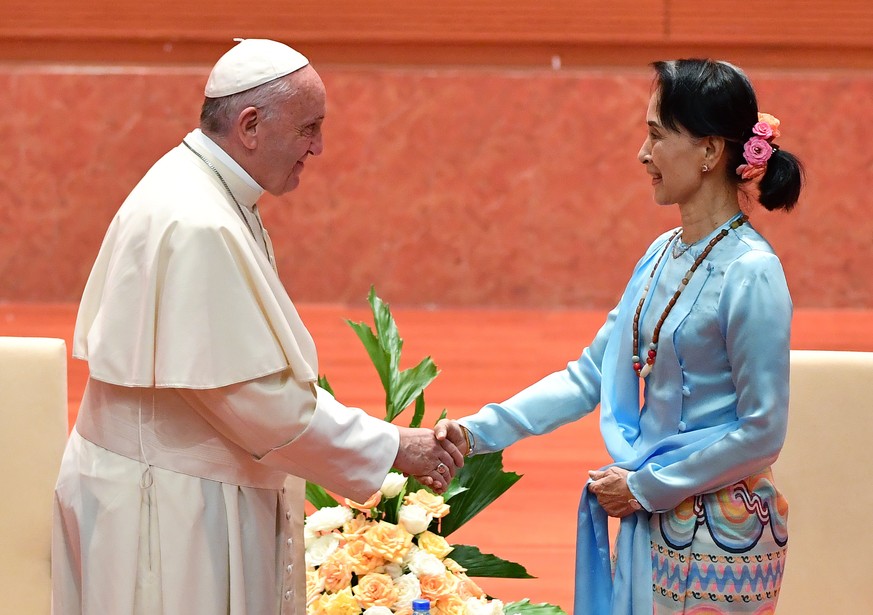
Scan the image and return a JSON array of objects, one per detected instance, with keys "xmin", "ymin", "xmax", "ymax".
[{"xmin": 434, "ymin": 419, "xmax": 470, "ymax": 457}]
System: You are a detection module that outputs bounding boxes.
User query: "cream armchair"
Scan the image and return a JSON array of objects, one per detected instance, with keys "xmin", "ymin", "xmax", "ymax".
[
  {"xmin": 0, "ymin": 337, "xmax": 68, "ymax": 614},
  {"xmin": 773, "ymin": 350, "xmax": 873, "ymax": 613}
]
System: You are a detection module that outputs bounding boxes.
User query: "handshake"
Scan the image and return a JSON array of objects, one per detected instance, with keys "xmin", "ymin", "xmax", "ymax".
[{"xmin": 392, "ymin": 419, "xmax": 469, "ymax": 494}]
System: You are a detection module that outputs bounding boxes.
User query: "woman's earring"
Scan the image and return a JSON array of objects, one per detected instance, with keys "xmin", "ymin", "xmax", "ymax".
[{"xmin": 702, "ymin": 164, "xmax": 709, "ymax": 173}]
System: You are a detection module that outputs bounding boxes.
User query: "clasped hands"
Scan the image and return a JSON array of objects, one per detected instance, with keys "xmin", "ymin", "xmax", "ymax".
[{"xmin": 392, "ymin": 420, "xmax": 469, "ymax": 494}]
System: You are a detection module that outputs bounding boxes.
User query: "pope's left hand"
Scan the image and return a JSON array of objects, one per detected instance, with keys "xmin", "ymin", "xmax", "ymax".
[{"xmin": 587, "ymin": 467, "xmax": 642, "ymax": 518}]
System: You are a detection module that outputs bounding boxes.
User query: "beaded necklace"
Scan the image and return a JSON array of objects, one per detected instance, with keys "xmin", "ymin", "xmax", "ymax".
[{"xmin": 632, "ymin": 214, "xmax": 748, "ymax": 378}]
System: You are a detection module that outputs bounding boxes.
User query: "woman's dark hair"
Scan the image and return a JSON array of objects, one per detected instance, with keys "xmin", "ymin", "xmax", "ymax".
[{"xmin": 652, "ymin": 59, "xmax": 803, "ymax": 212}]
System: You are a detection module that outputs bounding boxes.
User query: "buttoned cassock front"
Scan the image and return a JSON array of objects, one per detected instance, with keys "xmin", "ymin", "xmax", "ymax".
[{"xmin": 52, "ymin": 131, "xmax": 399, "ymax": 614}]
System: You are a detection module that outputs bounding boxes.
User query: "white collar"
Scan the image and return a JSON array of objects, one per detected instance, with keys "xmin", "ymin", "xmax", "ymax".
[{"xmin": 187, "ymin": 129, "xmax": 263, "ymax": 194}]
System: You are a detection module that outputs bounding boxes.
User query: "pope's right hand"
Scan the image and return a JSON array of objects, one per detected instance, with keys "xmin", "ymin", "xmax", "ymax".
[{"xmin": 393, "ymin": 426, "xmax": 464, "ymax": 493}]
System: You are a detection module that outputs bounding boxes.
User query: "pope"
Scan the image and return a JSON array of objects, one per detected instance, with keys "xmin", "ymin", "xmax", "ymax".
[{"xmin": 51, "ymin": 39, "xmax": 464, "ymax": 615}]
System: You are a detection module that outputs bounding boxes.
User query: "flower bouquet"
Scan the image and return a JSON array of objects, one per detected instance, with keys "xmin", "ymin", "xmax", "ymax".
[{"xmin": 305, "ymin": 288, "xmax": 566, "ymax": 615}]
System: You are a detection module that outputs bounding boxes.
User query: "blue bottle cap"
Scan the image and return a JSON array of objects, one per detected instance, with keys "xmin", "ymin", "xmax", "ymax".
[{"xmin": 412, "ymin": 598, "xmax": 431, "ymax": 611}]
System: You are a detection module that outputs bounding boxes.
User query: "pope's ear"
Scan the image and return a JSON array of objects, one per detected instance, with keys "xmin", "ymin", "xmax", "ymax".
[{"xmin": 234, "ymin": 106, "xmax": 261, "ymax": 150}]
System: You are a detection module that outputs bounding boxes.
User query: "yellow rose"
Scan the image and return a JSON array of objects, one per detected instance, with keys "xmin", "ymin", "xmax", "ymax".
[
  {"xmin": 345, "ymin": 491, "xmax": 382, "ymax": 513},
  {"xmin": 433, "ymin": 594, "xmax": 467, "ymax": 615},
  {"xmin": 352, "ymin": 572, "xmax": 399, "ymax": 609},
  {"xmin": 308, "ymin": 587, "xmax": 361, "ymax": 615},
  {"xmin": 417, "ymin": 531, "xmax": 453, "ymax": 559},
  {"xmin": 306, "ymin": 566, "xmax": 325, "ymax": 606},
  {"xmin": 419, "ymin": 572, "xmax": 459, "ymax": 602},
  {"xmin": 318, "ymin": 549, "xmax": 355, "ymax": 593},
  {"xmin": 454, "ymin": 571, "xmax": 485, "ymax": 599},
  {"xmin": 344, "ymin": 536, "xmax": 386, "ymax": 575},
  {"xmin": 362, "ymin": 521, "xmax": 414, "ymax": 563},
  {"xmin": 404, "ymin": 490, "xmax": 450, "ymax": 518}
]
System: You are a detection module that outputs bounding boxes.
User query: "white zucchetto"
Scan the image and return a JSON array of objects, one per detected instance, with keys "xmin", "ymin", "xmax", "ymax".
[{"xmin": 204, "ymin": 38, "xmax": 309, "ymax": 98}]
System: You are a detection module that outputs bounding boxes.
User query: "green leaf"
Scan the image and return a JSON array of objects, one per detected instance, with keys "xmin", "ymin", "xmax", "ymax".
[
  {"xmin": 367, "ymin": 286, "xmax": 401, "ymax": 377},
  {"xmin": 409, "ymin": 393, "xmax": 426, "ymax": 429},
  {"xmin": 346, "ymin": 319, "xmax": 392, "ymax": 394},
  {"xmin": 305, "ymin": 482, "xmax": 339, "ymax": 509},
  {"xmin": 442, "ymin": 482, "xmax": 469, "ymax": 501},
  {"xmin": 448, "ymin": 544, "xmax": 534, "ymax": 579},
  {"xmin": 438, "ymin": 451, "xmax": 522, "ymax": 536},
  {"xmin": 435, "ymin": 408, "xmax": 448, "ymax": 423},
  {"xmin": 389, "ymin": 358, "xmax": 439, "ymax": 421},
  {"xmin": 317, "ymin": 375, "xmax": 334, "ymax": 396},
  {"xmin": 504, "ymin": 599, "xmax": 569, "ymax": 614}
]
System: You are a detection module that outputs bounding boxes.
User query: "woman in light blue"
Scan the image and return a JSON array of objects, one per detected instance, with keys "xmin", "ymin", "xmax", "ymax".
[{"xmin": 437, "ymin": 59, "xmax": 803, "ymax": 614}]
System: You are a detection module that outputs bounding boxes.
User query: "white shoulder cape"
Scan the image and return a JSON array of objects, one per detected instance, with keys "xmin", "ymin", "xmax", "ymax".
[{"xmin": 73, "ymin": 139, "xmax": 318, "ymax": 389}]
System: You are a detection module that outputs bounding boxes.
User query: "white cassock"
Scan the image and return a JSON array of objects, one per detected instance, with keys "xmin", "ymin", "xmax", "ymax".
[{"xmin": 52, "ymin": 130, "xmax": 400, "ymax": 615}]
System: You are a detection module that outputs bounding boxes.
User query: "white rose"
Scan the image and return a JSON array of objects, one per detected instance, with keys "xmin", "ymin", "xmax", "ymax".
[
  {"xmin": 465, "ymin": 598, "xmax": 491, "ymax": 615},
  {"xmin": 304, "ymin": 533, "xmax": 340, "ymax": 567},
  {"xmin": 392, "ymin": 572, "xmax": 422, "ymax": 610},
  {"xmin": 407, "ymin": 549, "xmax": 446, "ymax": 577},
  {"xmin": 380, "ymin": 472, "xmax": 408, "ymax": 498},
  {"xmin": 376, "ymin": 561, "xmax": 404, "ymax": 579},
  {"xmin": 465, "ymin": 598, "xmax": 504, "ymax": 615},
  {"xmin": 303, "ymin": 525, "xmax": 318, "ymax": 548},
  {"xmin": 398, "ymin": 504, "xmax": 433, "ymax": 535},
  {"xmin": 363, "ymin": 608, "xmax": 394, "ymax": 615},
  {"xmin": 304, "ymin": 505, "xmax": 354, "ymax": 533}
]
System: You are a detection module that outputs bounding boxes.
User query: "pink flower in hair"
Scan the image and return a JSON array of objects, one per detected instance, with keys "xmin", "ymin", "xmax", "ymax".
[
  {"xmin": 743, "ymin": 136, "xmax": 773, "ymax": 167},
  {"xmin": 752, "ymin": 121, "xmax": 774, "ymax": 139},
  {"xmin": 757, "ymin": 112, "xmax": 781, "ymax": 138}
]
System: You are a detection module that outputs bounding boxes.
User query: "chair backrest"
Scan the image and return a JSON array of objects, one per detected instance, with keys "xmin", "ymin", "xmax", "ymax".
[
  {"xmin": 773, "ymin": 350, "xmax": 873, "ymax": 613},
  {"xmin": 0, "ymin": 337, "xmax": 68, "ymax": 614}
]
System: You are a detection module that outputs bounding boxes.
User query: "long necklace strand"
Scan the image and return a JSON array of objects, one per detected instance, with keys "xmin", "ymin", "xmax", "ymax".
[
  {"xmin": 182, "ymin": 141, "xmax": 273, "ymax": 266},
  {"xmin": 633, "ymin": 215, "xmax": 749, "ymax": 378}
]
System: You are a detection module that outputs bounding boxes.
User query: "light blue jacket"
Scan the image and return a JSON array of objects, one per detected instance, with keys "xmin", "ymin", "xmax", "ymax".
[{"xmin": 461, "ymin": 218, "xmax": 792, "ymax": 614}]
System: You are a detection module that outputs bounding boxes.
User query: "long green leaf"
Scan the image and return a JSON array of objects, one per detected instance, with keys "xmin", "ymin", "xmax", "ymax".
[
  {"xmin": 442, "ymin": 482, "xmax": 469, "ymax": 501},
  {"xmin": 409, "ymin": 393, "xmax": 426, "ymax": 429},
  {"xmin": 367, "ymin": 287, "xmax": 401, "ymax": 377},
  {"xmin": 389, "ymin": 358, "xmax": 439, "ymax": 421},
  {"xmin": 346, "ymin": 320, "xmax": 392, "ymax": 394},
  {"xmin": 448, "ymin": 544, "xmax": 534, "ymax": 579},
  {"xmin": 504, "ymin": 599, "xmax": 568, "ymax": 614},
  {"xmin": 438, "ymin": 451, "xmax": 521, "ymax": 536},
  {"xmin": 305, "ymin": 482, "xmax": 339, "ymax": 509}
]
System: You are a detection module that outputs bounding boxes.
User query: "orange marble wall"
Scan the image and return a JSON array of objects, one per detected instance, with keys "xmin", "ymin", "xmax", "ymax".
[{"xmin": 1, "ymin": 64, "xmax": 871, "ymax": 309}]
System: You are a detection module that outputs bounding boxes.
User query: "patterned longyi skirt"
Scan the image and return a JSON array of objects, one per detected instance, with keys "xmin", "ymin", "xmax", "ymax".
[{"xmin": 650, "ymin": 468, "xmax": 789, "ymax": 614}]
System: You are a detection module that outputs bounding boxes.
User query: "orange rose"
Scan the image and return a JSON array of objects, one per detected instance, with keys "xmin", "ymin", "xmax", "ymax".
[
  {"xmin": 305, "ymin": 566, "xmax": 325, "ymax": 606},
  {"xmin": 344, "ymin": 536, "xmax": 386, "ymax": 575},
  {"xmin": 417, "ymin": 531, "xmax": 453, "ymax": 559},
  {"xmin": 404, "ymin": 490, "xmax": 450, "ymax": 518},
  {"xmin": 345, "ymin": 491, "xmax": 382, "ymax": 513},
  {"xmin": 318, "ymin": 549, "xmax": 356, "ymax": 593},
  {"xmin": 442, "ymin": 557, "xmax": 466, "ymax": 573},
  {"xmin": 433, "ymin": 594, "xmax": 467, "ymax": 615},
  {"xmin": 362, "ymin": 520, "xmax": 414, "ymax": 563},
  {"xmin": 352, "ymin": 572, "xmax": 399, "ymax": 609},
  {"xmin": 343, "ymin": 515, "xmax": 376, "ymax": 537},
  {"xmin": 419, "ymin": 572, "xmax": 459, "ymax": 602},
  {"xmin": 454, "ymin": 571, "xmax": 485, "ymax": 599}
]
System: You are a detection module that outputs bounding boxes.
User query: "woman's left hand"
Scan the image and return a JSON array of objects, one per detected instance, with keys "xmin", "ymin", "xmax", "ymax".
[{"xmin": 587, "ymin": 467, "xmax": 642, "ymax": 518}]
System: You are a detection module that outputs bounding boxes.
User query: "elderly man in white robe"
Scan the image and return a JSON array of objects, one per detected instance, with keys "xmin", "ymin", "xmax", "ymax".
[{"xmin": 52, "ymin": 39, "xmax": 464, "ymax": 615}]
